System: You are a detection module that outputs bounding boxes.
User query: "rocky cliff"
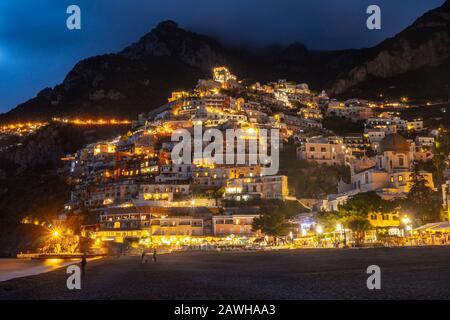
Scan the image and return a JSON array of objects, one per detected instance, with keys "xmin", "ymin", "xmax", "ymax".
[
  {"xmin": 2, "ymin": 2, "xmax": 450, "ymax": 123},
  {"xmin": 330, "ymin": 0, "xmax": 450, "ymax": 97}
]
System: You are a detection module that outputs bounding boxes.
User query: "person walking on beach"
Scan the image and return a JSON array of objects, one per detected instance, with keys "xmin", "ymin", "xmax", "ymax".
[
  {"xmin": 81, "ymin": 254, "xmax": 87, "ymax": 277},
  {"xmin": 153, "ymin": 249, "xmax": 157, "ymax": 263},
  {"xmin": 141, "ymin": 251, "xmax": 146, "ymax": 264}
]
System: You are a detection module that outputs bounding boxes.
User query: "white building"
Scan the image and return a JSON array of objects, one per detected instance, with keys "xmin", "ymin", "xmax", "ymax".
[
  {"xmin": 340, "ymin": 134, "xmax": 434, "ymax": 196},
  {"xmin": 297, "ymin": 136, "xmax": 351, "ymax": 166},
  {"xmin": 224, "ymin": 175, "xmax": 289, "ymax": 200}
]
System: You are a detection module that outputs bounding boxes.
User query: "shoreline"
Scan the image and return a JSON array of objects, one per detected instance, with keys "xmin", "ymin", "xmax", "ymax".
[
  {"xmin": 0, "ymin": 257, "xmax": 102, "ymax": 283},
  {"xmin": 1, "ymin": 244, "xmax": 449, "ymax": 283},
  {"xmin": 0, "ymin": 246, "xmax": 449, "ymax": 299}
]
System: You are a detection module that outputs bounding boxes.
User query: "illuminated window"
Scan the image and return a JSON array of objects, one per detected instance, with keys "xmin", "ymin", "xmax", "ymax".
[
  {"xmin": 113, "ymin": 222, "xmax": 121, "ymax": 229},
  {"xmin": 398, "ymin": 175, "xmax": 403, "ymax": 182},
  {"xmin": 390, "ymin": 176, "xmax": 394, "ymax": 183}
]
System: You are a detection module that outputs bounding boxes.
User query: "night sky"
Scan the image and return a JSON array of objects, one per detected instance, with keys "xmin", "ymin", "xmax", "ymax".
[{"xmin": 0, "ymin": 0, "xmax": 445, "ymax": 113}]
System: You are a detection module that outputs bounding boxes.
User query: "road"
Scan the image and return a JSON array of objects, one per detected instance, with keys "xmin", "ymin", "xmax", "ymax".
[{"xmin": 0, "ymin": 247, "xmax": 449, "ymax": 299}]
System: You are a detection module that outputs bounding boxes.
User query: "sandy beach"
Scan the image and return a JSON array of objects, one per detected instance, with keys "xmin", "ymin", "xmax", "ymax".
[{"xmin": 0, "ymin": 247, "xmax": 449, "ymax": 300}]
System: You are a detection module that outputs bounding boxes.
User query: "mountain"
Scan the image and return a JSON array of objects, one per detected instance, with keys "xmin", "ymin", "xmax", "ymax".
[
  {"xmin": 1, "ymin": 1, "xmax": 450, "ymax": 123},
  {"xmin": 0, "ymin": 21, "xmax": 215, "ymax": 123},
  {"xmin": 330, "ymin": 0, "xmax": 450, "ymax": 98}
]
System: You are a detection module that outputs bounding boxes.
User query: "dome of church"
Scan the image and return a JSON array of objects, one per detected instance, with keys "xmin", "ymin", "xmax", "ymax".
[{"xmin": 379, "ymin": 134, "xmax": 410, "ymax": 153}]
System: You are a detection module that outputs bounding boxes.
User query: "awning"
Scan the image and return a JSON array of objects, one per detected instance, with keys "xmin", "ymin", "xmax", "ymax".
[
  {"xmin": 414, "ymin": 221, "xmax": 450, "ymax": 232},
  {"xmin": 431, "ymin": 221, "xmax": 450, "ymax": 231}
]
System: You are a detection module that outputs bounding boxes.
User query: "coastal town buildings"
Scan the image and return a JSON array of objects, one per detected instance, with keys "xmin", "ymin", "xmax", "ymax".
[
  {"xmin": 48, "ymin": 65, "xmax": 446, "ymax": 251},
  {"xmin": 339, "ymin": 133, "xmax": 434, "ymax": 196},
  {"xmin": 296, "ymin": 136, "xmax": 351, "ymax": 166}
]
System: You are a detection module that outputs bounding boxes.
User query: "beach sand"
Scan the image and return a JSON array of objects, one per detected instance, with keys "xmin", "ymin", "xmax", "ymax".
[{"xmin": 0, "ymin": 247, "xmax": 449, "ymax": 300}]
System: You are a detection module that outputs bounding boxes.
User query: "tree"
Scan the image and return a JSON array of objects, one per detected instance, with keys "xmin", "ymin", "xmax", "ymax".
[
  {"xmin": 348, "ymin": 218, "xmax": 371, "ymax": 246},
  {"xmin": 318, "ymin": 192, "xmax": 397, "ymax": 247},
  {"xmin": 404, "ymin": 169, "xmax": 441, "ymax": 223},
  {"xmin": 251, "ymin": 201, "xmax": 302, "ymax": 241},
  {"xmin": 433, "ymin": 131, "xmax": 450, "ymax": 184},
  {"xmin": 252, "ymin": 212, "xmax": 291, "ymax": 239}
]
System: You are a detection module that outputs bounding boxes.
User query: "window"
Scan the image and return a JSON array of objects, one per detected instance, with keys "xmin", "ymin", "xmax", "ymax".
[
  {"xmin": 398, "ymin": 175, "xmax": 403, "ymax": 183},
  {"xmin": 370, "ymin": 214, "xmax": 377, "ymax": 220},
  {"xmin": 390, "ymin": 176, "xmax": 394, "ymax": 183},
  {"xmin": 321, "ymin": 147, "xmax": 326, "ymax": 152},
  {"xmin": 382, "ymin": 214, "xmax": 389, "ymax": 220},
  {"xmin": 399, "ymin": 156, "xmax": 404, "ymax": 166},
  {"xmin": 310, "ymin": 147, "xmax": 315, "ymax": 152}
]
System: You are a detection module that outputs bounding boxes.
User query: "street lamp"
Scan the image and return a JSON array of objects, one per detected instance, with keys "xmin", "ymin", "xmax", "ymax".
[
  {"xmin": 316, "ymin": 225, "xmax": 323, "ymax": 247},
  {"xmin": 401, "ymin": 215, "xmax": 412, "ymax": 242},
  {"xmin": 301, "ymin": 228, "xmax": 307, "ymax": 237},
  {"xmin": 316, "ymin": 225, "xmax": 323, "ymax": 234},
  {"xmin": 335, "ymin": 223, "xmax": 343, "ymax": 247},
  {"xmin": 401, "ymin": 216, "xmax": 411, "ymax": 225}
]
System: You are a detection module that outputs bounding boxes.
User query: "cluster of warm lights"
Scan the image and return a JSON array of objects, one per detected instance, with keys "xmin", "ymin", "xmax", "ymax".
[
  {"xmin": 1, "ymin": 122, "xmax": 47, "ymax": 130},
  {"xmin": 21, "ymin": 217, "xmax": 52, "ymax": 228},
  {"xmin": 1, "ymin": 118, "xmax": 131, "ymax": 131},
  {"xmin": 52, "ymin": 117, "xmax": 131, "ymax": 126},
  {"xmin": 0, "ymin": 122, "xmax": 48, "ymax": 135}
]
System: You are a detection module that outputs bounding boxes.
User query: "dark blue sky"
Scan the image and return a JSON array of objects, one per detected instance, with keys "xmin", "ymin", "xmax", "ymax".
[{"xmin": 0, "ymin": 0, "xmax": 445, "ymax": 113}]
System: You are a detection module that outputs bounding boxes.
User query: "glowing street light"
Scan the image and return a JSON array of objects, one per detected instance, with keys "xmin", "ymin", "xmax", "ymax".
[
  {"xmin": 401, "ymin": 216, "xmax": 411, "ymax": 225},
  {"xmin": 316, "ymin": 225, "xmax": 323, "ymax": 234},
  {"xmin": 52, "ymin": 230, "xmax": 60, "ymax": 238}
]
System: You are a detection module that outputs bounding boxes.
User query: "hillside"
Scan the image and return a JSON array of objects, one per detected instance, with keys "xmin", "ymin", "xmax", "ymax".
[
  {"xmin": 1, "ymin": 1, "xmax": 450, "ymax": 122},
  {"xmin": 330, "ymin": 0, "xmax": 450, "ymax": 98}
]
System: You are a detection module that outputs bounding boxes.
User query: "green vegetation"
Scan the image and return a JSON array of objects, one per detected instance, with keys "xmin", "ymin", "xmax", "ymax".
[
  {"xmin": 322, "ymin": 117, "xmax": 364, "ymax": 136},
  {"xmin": 318, "ymin": 192, "xmax": 395, "ymax": 246},
  {"xmin": 0, "ymin": 169, "xmax": 71, "ymax": 256},
  {"xmin": 279, "ymin": 143, "xmax": 350, "ymax": 199},
  {"xmin": 432, "ymin": 130, "xmax": 450, "ymax": 186},
  {"xmin": 403, "ymin": 169, "xmax": 441, "ymax": 224},
  {"xmin": 252, "ymin": 200, "xmax": 303, "ymax": 238}
]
